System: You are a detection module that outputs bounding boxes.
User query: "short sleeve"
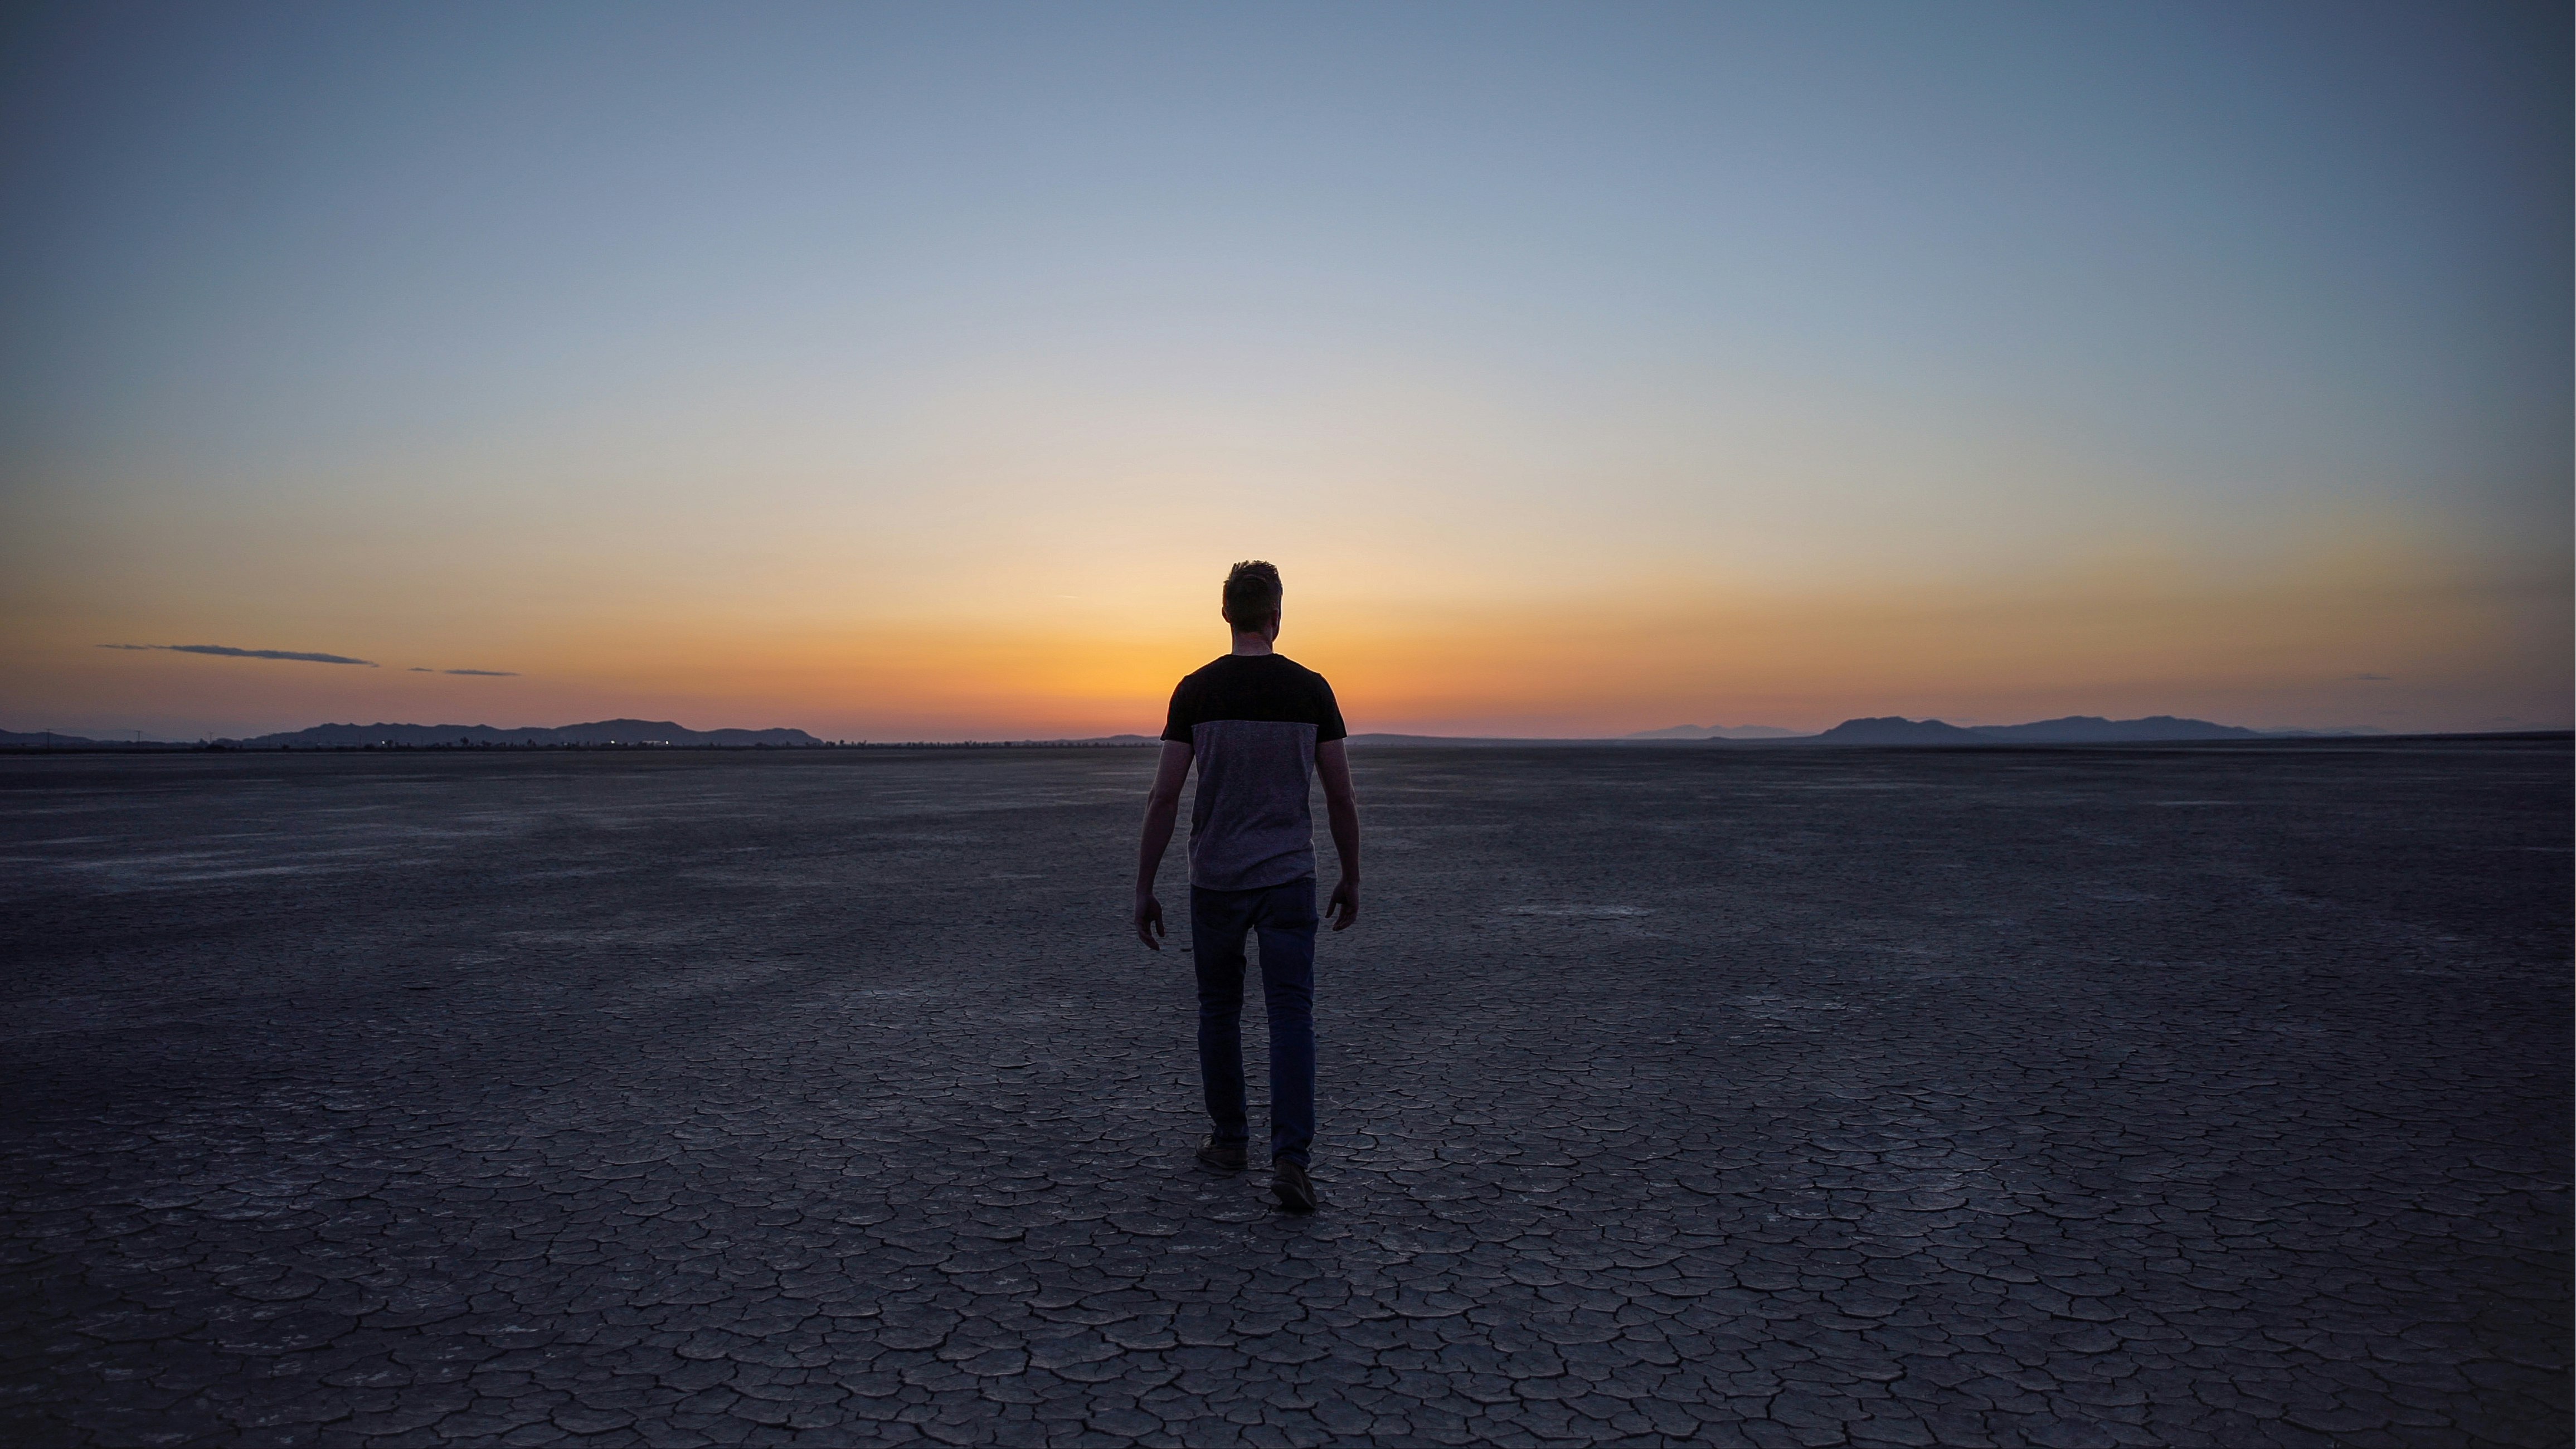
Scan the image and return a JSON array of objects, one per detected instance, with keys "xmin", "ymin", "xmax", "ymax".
[
  {"xmin": 1160, "ymin": 678, "xmax": 1197, "ymax": 743},
  {"xmin": 1313, "ymin": 677, "xmax": 1347, "ymax": 743}
]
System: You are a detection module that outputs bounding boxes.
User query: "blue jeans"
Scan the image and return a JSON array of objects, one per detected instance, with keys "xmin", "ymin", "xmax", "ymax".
[{"xmin": 1190, "ymin": 879, "xmax": 1317, "ymax": 1167}]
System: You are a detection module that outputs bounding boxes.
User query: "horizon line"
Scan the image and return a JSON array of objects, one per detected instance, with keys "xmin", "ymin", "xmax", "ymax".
[{"xmin": 11, "ymin": 717, "xmax": 2569, "ymax": 749}]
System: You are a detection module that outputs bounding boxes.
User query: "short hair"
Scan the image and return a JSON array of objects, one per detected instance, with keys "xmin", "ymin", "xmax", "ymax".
[{"xmin": 1222, "ymin": 560, "xmax": 1282, "ymax": 629}]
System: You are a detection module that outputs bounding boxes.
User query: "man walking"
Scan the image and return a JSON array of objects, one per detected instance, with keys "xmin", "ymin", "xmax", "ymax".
[{"xmin": 1134, "ymin": 561, "xmax": 1360, "ymax": 1213}]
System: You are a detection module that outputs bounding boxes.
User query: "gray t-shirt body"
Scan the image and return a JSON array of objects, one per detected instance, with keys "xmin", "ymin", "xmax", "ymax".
[{"xmin": 1161, "ymin": 654, "xmax": 1349, "ymax": 892}]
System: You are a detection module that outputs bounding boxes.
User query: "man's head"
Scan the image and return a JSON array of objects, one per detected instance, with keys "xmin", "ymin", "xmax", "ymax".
[{"xmin": 1222, "ymin": 560, "xmax": 1282, "ymax": 637}]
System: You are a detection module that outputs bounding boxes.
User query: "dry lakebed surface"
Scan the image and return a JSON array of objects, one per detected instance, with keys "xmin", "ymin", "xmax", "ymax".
[{"xmin": 2, "ymin": 738, "xmax": 2567, "ymax": 1448}]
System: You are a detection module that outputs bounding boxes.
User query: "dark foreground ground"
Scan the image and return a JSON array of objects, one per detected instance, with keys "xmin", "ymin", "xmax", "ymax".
[{"xmin": 1, "ymin": 740, "xmax": 2567, "ymax": 1449}]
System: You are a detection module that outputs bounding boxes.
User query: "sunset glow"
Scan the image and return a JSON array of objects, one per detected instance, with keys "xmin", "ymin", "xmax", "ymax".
[{"xmin": 3, "ymin": 4, "xmax": 2565, "ymax": 740}]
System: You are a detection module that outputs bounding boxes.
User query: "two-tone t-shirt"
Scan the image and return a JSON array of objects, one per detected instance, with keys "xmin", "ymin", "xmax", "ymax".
[{"xmin": 1160, "ymin": 654, "xmax": 1348, "ymax": 891}]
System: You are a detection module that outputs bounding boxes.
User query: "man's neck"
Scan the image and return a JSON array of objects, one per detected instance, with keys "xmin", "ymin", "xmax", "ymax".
[{"xmin": 1229, "ymin": 634, "xmax": 1275, "ymax": 657}]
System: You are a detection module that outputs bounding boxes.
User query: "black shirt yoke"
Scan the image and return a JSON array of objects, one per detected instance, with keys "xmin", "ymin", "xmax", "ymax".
[{"xmin": 1160, "ymin": 654, "xmax": 1348, "ymax": 891}]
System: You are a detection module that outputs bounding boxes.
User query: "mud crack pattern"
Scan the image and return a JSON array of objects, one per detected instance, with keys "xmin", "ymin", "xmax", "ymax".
[{"xmin": 2, "ymin": 740, "xmax": 2567, "ymax": 1447}]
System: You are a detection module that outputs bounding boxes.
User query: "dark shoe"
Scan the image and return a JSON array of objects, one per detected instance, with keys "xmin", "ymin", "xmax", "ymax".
[
  {"xmin": 1272, "ymin": 1156, "xmax": 1316, "ymax": 1212},
  {"xmin": 1196, "ymin": 1136, "xmax": 1247, "ymax": 1172}
]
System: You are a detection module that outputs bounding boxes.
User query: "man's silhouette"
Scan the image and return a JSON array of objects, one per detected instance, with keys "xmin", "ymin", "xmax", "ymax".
[{"xmin": 1134, "ymin": 561, "xmax": 1360, "ymax": 1213}]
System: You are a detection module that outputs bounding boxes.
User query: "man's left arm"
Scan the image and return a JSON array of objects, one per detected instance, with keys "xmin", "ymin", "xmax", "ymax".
[
  {"xmin": 1134, "ymin": 741, "xmax": 1193, "ymax": 949},
  {"xmin": 1316, "ymin": 739, "xmax": 1360, "ymax": 931}
]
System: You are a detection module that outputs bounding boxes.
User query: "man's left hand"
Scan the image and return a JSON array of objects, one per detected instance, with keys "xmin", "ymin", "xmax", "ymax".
[{"xmin": 1326, "ymin": 876, "xmax": 1359, "ymax": 931}]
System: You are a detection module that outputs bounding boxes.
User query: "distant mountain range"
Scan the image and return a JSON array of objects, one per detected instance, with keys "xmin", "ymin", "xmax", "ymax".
[
  {"xmin": 0, "ymin": 719, "xmax": 830, "ymax": 748},
  {"xmin": 1353, "ymin": 714, "xmax": 2403, "ymax": 746},
  {"xmin": 1811, "ymin": 714, "xmax": 2267, "ymax": 744},
  {"xmin": 0, "ymin": 714, "xmax": 2463, "ymax": 751},
  {"xmin": 238, "ymin": 719, "xmax": 824, "ymax": 747}
]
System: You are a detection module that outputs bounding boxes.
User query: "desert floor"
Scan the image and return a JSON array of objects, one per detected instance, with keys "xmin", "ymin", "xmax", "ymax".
[{"xmin": 3, "ymin": 738, "xmax": 2567, "ymax": 1447}]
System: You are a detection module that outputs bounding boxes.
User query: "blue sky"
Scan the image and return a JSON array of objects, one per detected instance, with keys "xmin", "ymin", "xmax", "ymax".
[{"xmin": 2, "ymin": 2, "xmax": 2566, "ymax": 737}]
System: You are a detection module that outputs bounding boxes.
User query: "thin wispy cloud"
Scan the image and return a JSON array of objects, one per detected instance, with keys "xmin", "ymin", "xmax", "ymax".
[
  {"xmin": 102, "ymin": 643, "xmax": 376, "ymax": 666},
  {"xmin": 2351, "ymin": 673, "xmax": 2393, "ymax": 681},
  {"xmin": 407, "ymin": 667, "xmax": 520, "ymax": 676}
]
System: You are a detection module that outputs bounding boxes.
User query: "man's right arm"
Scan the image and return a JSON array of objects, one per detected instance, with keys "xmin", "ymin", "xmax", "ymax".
[{"xmin": 1133, "ymin": 740, "xmax": 1193, "ymax": 949}]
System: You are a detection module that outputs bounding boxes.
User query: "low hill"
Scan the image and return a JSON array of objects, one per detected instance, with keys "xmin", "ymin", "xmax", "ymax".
[
  {"xmin": 1971, "ymin": 714, "xmax": 2261, "ymax": 743},
  {"xmin": 242, "ymin": 719, "xmax": 823, "ymax": 747},
  {"xmin": 1622, "ymin": 723, "xmax": 1807, "ymax": 740},
  {"xmin": 0, "ymin": 728, "xmax": 126, "ymax": 747},
  {"xmin": 1812, "ymin": 717, "xmax": 1986, "ymax": 743}
]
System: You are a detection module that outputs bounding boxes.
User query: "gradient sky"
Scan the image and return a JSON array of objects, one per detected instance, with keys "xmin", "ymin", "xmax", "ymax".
[{"xmin": 2, "ymin": 2, "xmax": 2567, "ymax": 740}]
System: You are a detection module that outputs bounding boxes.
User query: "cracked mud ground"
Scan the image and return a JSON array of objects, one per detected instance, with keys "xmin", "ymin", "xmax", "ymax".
[{"xmin": 3, "ymin": 739, "xmax": 2567, "ymax": 1449}]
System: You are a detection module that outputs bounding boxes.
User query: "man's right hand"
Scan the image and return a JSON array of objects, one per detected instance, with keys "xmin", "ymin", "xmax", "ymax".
[{"xmin": 1134, "ymin": 891, "xmax": 1165, "ymax": 950}]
